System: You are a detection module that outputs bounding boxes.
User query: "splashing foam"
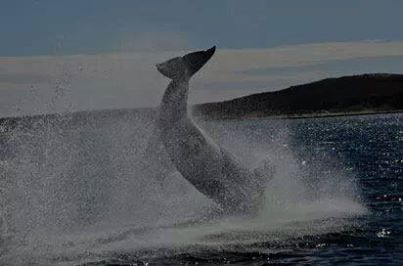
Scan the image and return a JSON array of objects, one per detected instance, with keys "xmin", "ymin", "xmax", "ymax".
[{"xmin": 0, "ymin": 112, "xmax": 366, "ymax": 264}]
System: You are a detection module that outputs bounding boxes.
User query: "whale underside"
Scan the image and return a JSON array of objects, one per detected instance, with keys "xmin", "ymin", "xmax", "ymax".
[{"xmin": 150, "ymin": 46, "xmax": 272, "ymax": 215}]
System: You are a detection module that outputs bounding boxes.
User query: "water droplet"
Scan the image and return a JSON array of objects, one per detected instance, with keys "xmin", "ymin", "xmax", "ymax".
[{"xmin": 376, "ymin": 228, "xmax": 391, "ymax": 238}]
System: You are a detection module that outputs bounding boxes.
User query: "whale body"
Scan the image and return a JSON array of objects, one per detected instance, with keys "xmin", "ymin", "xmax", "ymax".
[{"xmin": 156, "ymin": 46, "xmax": 271, "ymax": 215}]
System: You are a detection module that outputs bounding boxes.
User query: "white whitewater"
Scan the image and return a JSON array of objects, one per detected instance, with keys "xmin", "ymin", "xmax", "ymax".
[{"xmin": 0, "ymin": 112, "xmax": 366, "ymax": 265}]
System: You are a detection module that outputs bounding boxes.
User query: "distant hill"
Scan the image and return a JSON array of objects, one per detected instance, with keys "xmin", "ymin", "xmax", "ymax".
[
  {"xmin": 1, "ymin": 73, "xmax": 403, "ymax": 130},
  {"xmin": 193, "ymin": 73, "xmax": 403, "ymax": 119}
]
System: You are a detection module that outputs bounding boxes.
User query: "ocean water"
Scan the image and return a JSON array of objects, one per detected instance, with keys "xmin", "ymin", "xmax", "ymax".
[{"xmin": 0, "ymin": 112, "xmax": 402, "ymax": 265}]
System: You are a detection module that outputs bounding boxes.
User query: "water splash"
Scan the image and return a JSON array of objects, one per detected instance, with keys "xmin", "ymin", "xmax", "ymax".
[{"xmin": 0, "ymin": 112, "xmax": 366, "ymax": 264}]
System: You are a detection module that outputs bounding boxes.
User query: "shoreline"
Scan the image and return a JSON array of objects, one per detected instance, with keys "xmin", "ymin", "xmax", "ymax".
[
  {"xmin": 195, "ymin": 109, "xmax": 403, "ymax": 121},
  {"xmin": 1, "ymin": 108, "xmax": 402, "ymax": 125}
]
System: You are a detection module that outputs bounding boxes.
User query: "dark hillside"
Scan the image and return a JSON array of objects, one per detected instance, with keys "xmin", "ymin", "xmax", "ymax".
[{"xmin": 193, "ymin": 74, "xmax": 403, "ymax": 119}]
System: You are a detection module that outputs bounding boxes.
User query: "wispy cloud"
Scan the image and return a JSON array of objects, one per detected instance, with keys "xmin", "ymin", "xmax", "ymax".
[
  {"xmin": 119, "ymin": 31, "xmax": 190, "ymax": 52},
  {"xmin": 0, "ymin": 73, "xmax": 50, "ymax": 84}
]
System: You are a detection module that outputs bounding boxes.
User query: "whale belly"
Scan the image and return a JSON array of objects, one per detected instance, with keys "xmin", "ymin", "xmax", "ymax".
[
  {"xmin": 161, "ymin": 118, "xmax": 260, "ymax": 214},
  {"xmin": 161, "ymin": 118, "xmax": 222, "ymax": 183}
]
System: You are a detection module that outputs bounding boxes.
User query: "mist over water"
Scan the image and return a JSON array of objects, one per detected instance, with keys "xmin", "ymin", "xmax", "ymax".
[{"xmin": 0, "ymin": 108, "xmax": 367, "ymax": 265}]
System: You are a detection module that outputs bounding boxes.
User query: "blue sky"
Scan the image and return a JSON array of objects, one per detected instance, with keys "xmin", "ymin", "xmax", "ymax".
[{"xmin": 1, "ymin": 0, "xmax": 403, "ymax": 56}]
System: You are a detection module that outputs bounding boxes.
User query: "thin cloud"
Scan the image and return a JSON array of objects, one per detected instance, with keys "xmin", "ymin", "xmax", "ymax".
[
  {"xmin": 0, "ymin": 73, "xmax": 50, "ymax": 85},
  {"xmin": 119, "ymin": 31, "xmax": 190, "ymax": 52}
]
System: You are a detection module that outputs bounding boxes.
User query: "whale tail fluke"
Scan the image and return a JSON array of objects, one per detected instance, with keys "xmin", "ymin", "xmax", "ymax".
[{"xmin": 156, "ymin": 46, "xmax": 216, "ymax": 80}]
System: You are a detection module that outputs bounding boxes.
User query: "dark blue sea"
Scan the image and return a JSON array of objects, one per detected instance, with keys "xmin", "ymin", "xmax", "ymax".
[{"xmin": 0, "ymin": 112, "xmax": 402, "ymax": 265}]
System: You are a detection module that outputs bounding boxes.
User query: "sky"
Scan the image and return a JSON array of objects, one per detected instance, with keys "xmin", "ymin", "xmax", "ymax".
[
  {"xmin": 1, "ymin": 0, "xmax": 403, "ymax": 56},
  {"xmin": 0, "ymin": 1, "xmax": 403, "ymax": 116}
]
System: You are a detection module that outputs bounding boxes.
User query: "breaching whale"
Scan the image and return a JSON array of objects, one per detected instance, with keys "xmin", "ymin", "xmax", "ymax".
[{"xmin": 155, "ymin": 46, "xmax": 271, "ymax": 215}]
